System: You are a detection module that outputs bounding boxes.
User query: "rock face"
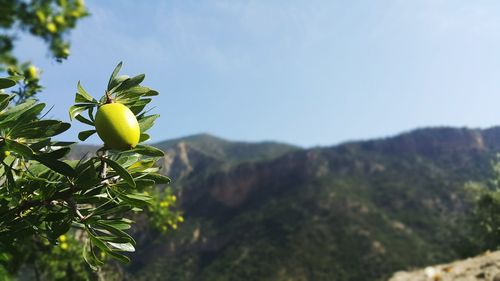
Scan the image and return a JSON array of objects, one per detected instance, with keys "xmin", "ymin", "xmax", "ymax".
[
  {"xmin": 67, "ymin": 129, "xmax": 500, "ymax": 280},
  {"xmin": 389, "ymin": 251, "xmax": 500, "ymax": 281}
]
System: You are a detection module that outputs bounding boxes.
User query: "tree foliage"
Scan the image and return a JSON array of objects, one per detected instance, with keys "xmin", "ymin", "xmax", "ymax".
[
  {"xmin": 0, "ymin": 2, "xmax": 182, "ymax": 280},
  {"xmin": 458, "ymin": 158, "xmax": 500, "ymax": 256},
  {"xmin": 0, "ymin": 0, "xmax": 88, "ymax": 103},
  {"xmin": 0, "ymin": 62, "xmax": 176, "ymax": 275}
]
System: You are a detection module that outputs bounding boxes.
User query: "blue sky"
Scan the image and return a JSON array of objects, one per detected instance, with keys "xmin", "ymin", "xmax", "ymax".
[{"xmin": 14, "ymin": 0, "xmax": 500, "ymax": 147}]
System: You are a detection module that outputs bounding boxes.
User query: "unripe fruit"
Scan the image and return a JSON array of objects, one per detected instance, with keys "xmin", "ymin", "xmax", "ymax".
[
  {"xmin": 36, "ymin": 11, "xmax": 46, "ymax": 23},
  {"xmin": 26, "ymin": 65, "xmax": 38, "ymax": 79},
  {"xmin": 95, "ymin": 103, "xmax": 140, "ymax": 150},
  {"xmin": 54, "ymin": 15, "xmax": 65, "ymax": 25},
  {"xmin": 3, "ymin": 151, "xmax": 10, "ymax": 157},
  {"xmin": 46, "ymin": 22, "xmax": 57, "ymax": 33},
  {"xmin": 61, "ymin": 48, "xmax": 70, "ymax": 57}
]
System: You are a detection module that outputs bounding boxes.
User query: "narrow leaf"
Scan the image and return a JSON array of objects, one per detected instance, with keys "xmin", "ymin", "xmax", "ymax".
[
  {"xmin": 108, "ymin": 62, "xmax": 123, "ymax": 91},
  {"xmin": 138, "ymin": 114, "xmax": 159, "ymax": 133},
  {"xmin": 78, "ymin": 130, "xmax": 96, "ymax": 141},
  {"xmin": 102, "ymin": 158, "xmax": 135, "ymax": 188},
  {"xmin": 76, "ymin": 81, "xmax": 96, "ymax": 103},
  {"xmin": 0, "ymin": 78, "xmax": 16, "ymax": 89}
]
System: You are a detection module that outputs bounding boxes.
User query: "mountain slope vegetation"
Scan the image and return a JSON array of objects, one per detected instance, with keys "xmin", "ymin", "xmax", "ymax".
[{"xmin": 75, "ymin": 129, "xmax": 499, "ymax": 280}]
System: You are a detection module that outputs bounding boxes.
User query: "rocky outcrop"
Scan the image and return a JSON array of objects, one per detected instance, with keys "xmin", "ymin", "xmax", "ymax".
[{"xmin": 389, "ymin": 251, "xmax": 500, "ymax": 281}]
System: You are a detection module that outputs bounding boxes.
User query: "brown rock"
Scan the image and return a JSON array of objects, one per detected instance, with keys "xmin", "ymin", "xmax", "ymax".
[{"xmin": 389, "ymin": 251, "xmax": 500, "ymax": 281}]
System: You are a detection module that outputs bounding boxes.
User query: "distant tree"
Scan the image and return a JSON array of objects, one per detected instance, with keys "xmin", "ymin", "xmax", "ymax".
[
  {"xmin": 0, "ymin": 0, "xmax": 88, "ymax": 103},
  {"xmin": 458, "ymin": 158, "xmax": 500, "ymax": 256}
]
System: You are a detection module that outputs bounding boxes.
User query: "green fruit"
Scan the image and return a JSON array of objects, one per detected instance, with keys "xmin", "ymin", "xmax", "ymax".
[
  {"xmin": 36, "ymin": 11, "xmax": 46, "ymax": 23},
  {"xmin": 46, "ymin": 22, "xmax": 57, "ymax": 33},
  {"xmin": 61, "ymin": 48, "xmax": 70, "ymax": 57},
  {"xmin": 54, "ymin": 15, "xmax": 65, "ymax": 25},
  {"xmin": 95, "ymin": 103, "xmax": 140, "ymax": 150},
  {"xmin": 26, "ymin": 65, "xmax": 38, "ymax": 79}
]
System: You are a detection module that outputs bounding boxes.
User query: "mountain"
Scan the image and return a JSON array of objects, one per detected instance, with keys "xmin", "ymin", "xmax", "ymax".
[{"xmin": 75, "ymin": 129, "xmax": 500, "ymax": 280}]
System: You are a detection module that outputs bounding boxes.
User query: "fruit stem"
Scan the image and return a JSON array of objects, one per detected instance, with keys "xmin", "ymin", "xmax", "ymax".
[{"xmin": 105, "ymin": 90, "xmax": 114, "ymax": 104}]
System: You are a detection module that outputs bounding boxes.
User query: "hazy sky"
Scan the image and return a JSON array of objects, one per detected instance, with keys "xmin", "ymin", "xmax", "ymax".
[{"xmin": 14, "ymin": 0, "xmax": 500, "ymax": 147}]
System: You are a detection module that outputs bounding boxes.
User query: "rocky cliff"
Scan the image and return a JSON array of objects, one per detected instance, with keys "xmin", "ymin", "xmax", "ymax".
[
  {"xmin": 389, "ymin": 251, "xmax": 500, "ymax": 281},
  {"xmin": 69, "ymin": 128, "xmax": 500, "ymax": 280}
]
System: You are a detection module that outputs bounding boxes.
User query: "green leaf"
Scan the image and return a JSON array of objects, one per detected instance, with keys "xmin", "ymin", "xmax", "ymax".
[
  {"xmin": 107, "ymin": 62, "xmax": 123, "ymax": 91},
  {"xmin": 115, "ymin": 74, "xmax": 145, "ymax": 93},
  {"xmin": 0, "ymin": 94, "xmax": 13, "ymax": 112},
  {"xmin": 115, "ymin": 85, "xmax": 148, "ymax": 98},
  {"xmin": 134, "ymin": 179, "xmax": 155, "ymax": 189},
  {"xmin": 76, "ymin": 81, "xmax": 97, "ymax": 103},
  {"xmin": 102, "ymin": 158, "xmax": 135, "ymax": 188},
  {"xmin": 5, "ymin": 139, "xmax": 34, "ymax": 157},
  {"xmin": 75, "ymin": 113, "xmax": 94, "ymax": 126},
  {"xmin": 128, "ymin": 145, "xmax": 164, "ymax": 157},
  {"xmin": 50, "ymin": 219, "xmax": 71, "ymax": 237},
  {"xmin": 127, "ymin": 192, "xmax": 153, "ymax": 202},
  {"xmin": 139, "ymin": 133, "xmax": 150, "ymax": 142},
  {"xmin": 138, "ymin": 114, "xmax": 159, "ymax": 133},
  {"xmin": 143, "ymin": 89, "xmax": 159, "ymax": 96},
  {"xmin": 3, "ymin": 163, "xmax": 16, "ymax": 189},
  {"xmin": 0, "ymin": 100, "xmax": 40, "ymax": 126},
  {"xmin": 44, "ymin": 147, "xmax": 71, "ymax": 159},
  {"xmin": 93, "ymin": 222, "xmax": 135, "ymax": 244},
  {"xmin": 106, "ymin": 251, "xmax": 130, "ymax": 264},
  {"xmin": 1, "ymin": 99, "xmax": 36, "ymax": 116},
  {"xmin": 89, "ymin": 234, "xmax": 110, "ymax": 252},
  {"xmin": 138, "ymin": 173, "xmax": 171, "ymax": 184},
  {"xmin": 88, "ymin": 106, "xmax": 95, "ymax": 122},
  {"xmin": 97, "ymin": 219, "xmax": 132, "ymax": 230},
  {"xmin": 111, "ymin": 189, "xmax": 151, "ymax": 207},
  {"xmin": 78, "ymin": 130, "xmax": 96, "ymax": 141},
  {"xmin": 33, "ymin": 155, "xmax": 76, "ymax": 177},
  {"xmin": 96, "ymin": 236, "xmax": 131, "ymax": 243},
  {"xmin": 0, "ymin": 78, "xmax": 16, "ymax": 89},
  {"xmin": 108, "ymin": 242, "xmax": 135, "ymax": 252},
  {"xmin": 27, "ymin": 139, "xmax": 51, "ymax": 152},
  {"xmin": 69, "ymin": 104, "xmax": 94, "ymax": 120},
  {"xmin": 11, "ymin": 120, "xmax": 70, "ymax": 139},
  {"xmin": 83, "ymin": 240, "xmax": 103, "ymax": 270},
  {"xmin": 128, "ymin": 98, "xmax": 151, "ymax": 115}
]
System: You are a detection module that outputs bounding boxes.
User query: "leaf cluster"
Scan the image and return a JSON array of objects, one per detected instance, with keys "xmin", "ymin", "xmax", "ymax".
[
  {"xmin": 0, "ymin": 63, "xmax": 173, "ymax": 271},
  {"xmin": 0, "ymin": 0, "xmax": 88, "ymax": 103}
]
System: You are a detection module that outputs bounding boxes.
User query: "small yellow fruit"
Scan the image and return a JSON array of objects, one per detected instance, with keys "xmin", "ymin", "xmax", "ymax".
[
  {"xmin": 36, "ymin": 11, "xmax": 46, "ymax": 23},
  {"xmin": 70, "ymin": 10, "xmax": 81, "ymax": 18},
  {"xmin": 54, "ymin": 15, "xmax": 65, "ymax": 25},
  {"xmin": 59, "ymin": 235, "xmax": 67, "ymax": 242},
  {"xmin": 62, "ymin": 47, "xmax": 70, "ymax": 57},
  {"xmin": 60, "ymin": 242, "xmax": 69, "ymax": 250},
  {"xmin": 3, "ymin": 151, "xmax": 10, "ymax": 157},
  {"xmin": 46, "ymin": 22, "xmax": 57, "ymax": 33},
  {"xmin": 26, "ymin": 65, "xmax": 38, "ymax": 79},
  {"xmin": 95, "ymin": 103, "xmax": 140, "ymax": 150}
]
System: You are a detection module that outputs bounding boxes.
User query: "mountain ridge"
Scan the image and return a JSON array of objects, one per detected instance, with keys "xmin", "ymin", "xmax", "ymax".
[
  {"xmin": 114, "ymin": 126, "xmax": 500, "ymax": 281},
  {"xmin": 65, "ymin": 127, "xmax": 500, "ymax": 280}
]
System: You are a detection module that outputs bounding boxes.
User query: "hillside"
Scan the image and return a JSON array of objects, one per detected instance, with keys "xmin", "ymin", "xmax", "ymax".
[{"xmin": 74, "ymin": 128, "xmax": 500, "ymax": 280}]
